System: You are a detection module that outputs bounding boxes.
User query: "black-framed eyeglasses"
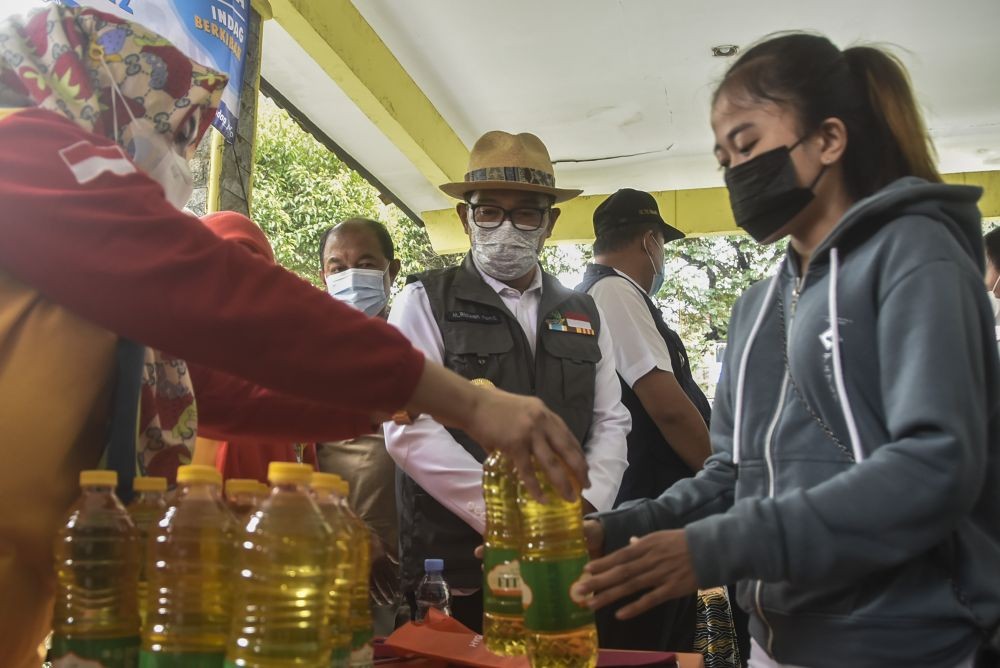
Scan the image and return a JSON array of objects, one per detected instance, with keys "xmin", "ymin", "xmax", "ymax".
[{"xmin": 467, "ymin": 203, "xmax": 550, "ymax": 231}]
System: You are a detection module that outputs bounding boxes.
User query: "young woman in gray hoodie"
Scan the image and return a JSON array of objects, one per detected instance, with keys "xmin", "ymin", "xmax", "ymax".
[{"xmin": 574, "ymin": 33, "xmax": 1000, "ymax": 668}]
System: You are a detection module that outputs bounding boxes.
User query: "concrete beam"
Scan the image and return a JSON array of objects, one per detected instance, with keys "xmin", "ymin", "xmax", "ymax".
[
  {"xmin": 267, "ymin": 0, "xmax": 469, "ymax": 190},
  {"xmin": 423, "ymin": 171, "xmax": 1000, "ymax": 253}
]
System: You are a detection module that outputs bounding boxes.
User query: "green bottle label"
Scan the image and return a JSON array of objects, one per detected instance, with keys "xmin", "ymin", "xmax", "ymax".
[
  {"xmin": 138, "ymin": 649, "xmax": 225, "ymax": 667},
  {"xmin": 520, "ymin": 555, "xmax": 593, "ymax": 633},
  {"xmin": 50, "ymin": 635, "xmax": 140, "ymax": 667},
  {"xmin": 350, "ymin": 629, "xmax": 373, "ymax": 650},
  {"xmin": 331, "ymin": 646, "xmax": 351, "ymax": 667},
  {"xmin": 483, "ymin": 546, "xmax": 522, "ymax": 615}
]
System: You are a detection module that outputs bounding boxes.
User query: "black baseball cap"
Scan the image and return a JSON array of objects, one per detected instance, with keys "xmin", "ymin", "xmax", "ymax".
[{"xmin": 593, "ymin": 188, "xmax": 685, "ymax": 243}]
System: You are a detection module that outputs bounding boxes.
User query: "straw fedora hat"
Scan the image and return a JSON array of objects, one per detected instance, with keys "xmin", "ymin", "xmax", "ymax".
[{"xmin": 439, "ymin": 131, "xmax": 582, "ymax": 203}]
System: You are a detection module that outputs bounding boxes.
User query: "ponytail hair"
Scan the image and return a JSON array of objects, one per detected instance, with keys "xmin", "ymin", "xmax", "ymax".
[{"xmin": 714, "ymin": 34, "xmax": 941, "ymax": 200}]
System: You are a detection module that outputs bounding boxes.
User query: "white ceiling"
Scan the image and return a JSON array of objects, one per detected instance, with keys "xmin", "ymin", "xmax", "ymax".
[{"xmin": 264, "ymin": 0, "xmax": 1000, "ymax": 218}]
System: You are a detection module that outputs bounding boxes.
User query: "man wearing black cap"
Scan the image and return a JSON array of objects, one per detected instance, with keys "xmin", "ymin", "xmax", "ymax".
[{"xmin": 576, "ymin": 188, "xmax": 712, "ymax": 652}]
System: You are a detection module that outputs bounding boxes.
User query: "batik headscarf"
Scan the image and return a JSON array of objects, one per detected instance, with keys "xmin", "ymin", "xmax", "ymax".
[
  {"xmin": 0, "ymin": 4, "xmax": 226, "ymax": 155},
  {"xmin": 0, "ymin": 5, "xmax": 229, "ymax": 483}
]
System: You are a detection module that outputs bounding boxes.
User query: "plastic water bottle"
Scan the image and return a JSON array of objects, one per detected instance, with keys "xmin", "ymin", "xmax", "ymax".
[
  {"xmin": 226, "ymin": 462, "xmax": 333, "ymax": 666},
  {"xmin": 482, "ymin": 451, "xmax": 525, "ymax": 656},
  {"xmin": 310, "ymin": 472, "xmax": 353, "ymax": 667},
  {"xmin": 125, "ymin": 476, "xmax": 167, "ymax": 629},
  {"xmin": 142, "ymin": 464, "xmax": 238, "ymax": 664},
  {"xmin": 51, "ymin": 470, "xmax": 141, "ymax": 667},
  {"xmin": 414, "ymin": 559, "xmax": 452, "ymax": 623},
  {"xmin": 519, "ymin": 469, "xmax": 598, "ymax": 668}
]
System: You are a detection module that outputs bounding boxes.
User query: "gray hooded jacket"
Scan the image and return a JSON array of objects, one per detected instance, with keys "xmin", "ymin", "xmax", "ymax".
[{"xmin": 598, "ymin": 178, "xmax": 1000, "ymax": 667}]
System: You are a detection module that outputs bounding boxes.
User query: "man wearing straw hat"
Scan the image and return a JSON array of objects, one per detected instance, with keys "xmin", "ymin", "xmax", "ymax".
[{"xmin": 385, "ymin": 131, "xmax": 630, "ymax": 630}]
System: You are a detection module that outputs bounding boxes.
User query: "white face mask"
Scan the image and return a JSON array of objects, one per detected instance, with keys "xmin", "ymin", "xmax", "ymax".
[
  {"xmin": 468, "ymin": 213, "xmax": 547, "ymax": 281},
  {"xmin": 326, "ymin": 268, "xmax": 389, "ymax": 317},
  {"xmin": 988, "ymin": 274, "xmax": 1000, "ymax": 321},
  {"xmin": 103, "ymin": 58, "xmax": 194, "ymax": 211}
]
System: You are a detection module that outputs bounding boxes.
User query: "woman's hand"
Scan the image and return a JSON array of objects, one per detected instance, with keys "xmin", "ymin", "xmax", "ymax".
[
  {"xmin": 404, "ymin": 363, "xmax": 588, "ymax": 503},
  {"xmin": 464, "ymin": 387, "xmax": 588, "ymax": 502},
  {"xmin": 573, "ymin": 529, "xmax": 698, "ymax": 620}
]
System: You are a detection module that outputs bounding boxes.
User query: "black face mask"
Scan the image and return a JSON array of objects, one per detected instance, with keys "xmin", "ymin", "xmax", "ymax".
[{"xmin": 724, "ymin": 140, "xmax": 825, "ymax": 243}]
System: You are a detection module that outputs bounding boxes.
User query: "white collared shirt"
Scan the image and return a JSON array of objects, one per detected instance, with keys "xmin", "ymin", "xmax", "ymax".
[
  {"xmin": 384, "ymin": 264, "xmax": 630, "ymax": 533},
  {"xmin": 585, "ymin": 268, "xmax": 674, "ymax": 388}
]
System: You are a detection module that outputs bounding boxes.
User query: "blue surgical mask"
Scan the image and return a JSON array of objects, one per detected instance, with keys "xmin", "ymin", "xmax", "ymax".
[
  {"xmin": 643, "ymin": 234, "xmax": 665, "ymax": 297},
  {"xmin": 326, "ymin": 268, "xmax": 389, "ymax": 317}
]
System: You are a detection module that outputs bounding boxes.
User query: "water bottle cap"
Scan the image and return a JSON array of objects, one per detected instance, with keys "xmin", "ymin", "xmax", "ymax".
[
  {"xmin": 79, "ymin": 470, "xmax": 117, "ymax": 488},
  {"xmin": 424, "ymin": 558, "xmax": 444, "ymax": 572},
  {"xmin": 268, "ymin": 462, "xmax": 313, "ymax": 485},
  {"xmin": 132, "ymin": 476, "xmax": 167, "ymax": 492},
  {"xmin": 225, "ymin": 478, "xmax": 261, "ymax": 497},
  {"xmin": 177, "ymin": 464, "xmax": 222, "ymax": 486}
]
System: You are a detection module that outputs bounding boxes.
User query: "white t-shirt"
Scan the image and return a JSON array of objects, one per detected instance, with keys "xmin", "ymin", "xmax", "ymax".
[{"xmin": 585, "ymin": 269, "xmax": 674, "ymax": 388}]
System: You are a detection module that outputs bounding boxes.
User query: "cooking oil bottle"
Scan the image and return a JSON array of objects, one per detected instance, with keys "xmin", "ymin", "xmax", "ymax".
[
  {"xmin": 225, "ymin": 477, "xmax": 266, "ymax": 523},
  {"xmin": 141, "ymin": 464, "xmax": 238, "ymax": 665},
  {"xmin": 126, "ymin": 476, "xmax": 167, "ymax": 629},
  {"xmin": 51, "ymin": 470, "xmax": 141, "ymax": 667},
  {"xmin": 482, "ymin": 451, "xmax": 525, "ymax": 656},
  {"xmin": 226, "ymin": 462, "xmax": 333, "ymax": 667},
  {"xmin": 518, "ymin": 469, "xmax": 597, "ymax": 668},
  {"xmin": 310, "ymin": 472, "xmax": 353, "ymax": 667},
  {"xmin": 334, "ymin": 477, "xmax": 373, "ymax": 668}
]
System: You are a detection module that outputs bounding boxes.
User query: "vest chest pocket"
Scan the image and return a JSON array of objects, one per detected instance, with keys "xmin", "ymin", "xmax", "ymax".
[
  {"xmin": 441, "ymin": 324, "xmax": 513, "ymax": 384},
  {"xmin": 541, "ymin": 330, "xmax": 602, "ymax": 413}
]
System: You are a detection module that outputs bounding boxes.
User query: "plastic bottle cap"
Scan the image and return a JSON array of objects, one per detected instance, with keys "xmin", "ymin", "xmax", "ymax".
[
  {"xmin": 176, "ymin": 465, "xmax": 222, "ymax": 486},
  {"xmin": 268, "ymin": 462, "xmax": 314, "ymax": 485},
  {"xmin": 470, "ymin": 378, "xmax": 495, "ymax": 389},
  {"xmin": 309, "ymin": 471, "xmax": 340, "ymax": 491},
  {"xmin": 133, "ymin": 476, "xmax": 167, "ymax": 492},
  {"xmin": 79, "ymin": 470, "xmax": 117, "ymax": 487},
  {"xmin": 424, "ymin": 558, "xmax": 444, "ymax": 572},
  {"xmin": 225, "ymin": 478, "xmax": 259, "ymax": 496},
  {"xmin": 255, "ymin": 482, "xmax": 269, "ymax": 496}
]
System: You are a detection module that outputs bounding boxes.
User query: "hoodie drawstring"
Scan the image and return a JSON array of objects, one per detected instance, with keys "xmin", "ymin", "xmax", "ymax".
[
  {"xmin": 732, "ymin": 250, "xmax": 865, "ymax": 465},
  {"xmin": 732, "ymin": 262, "xmax": 783, "ymax": 465},
  {"xmin": 827, "ymin": 247, "xmax": 865, "ymax": 463}
]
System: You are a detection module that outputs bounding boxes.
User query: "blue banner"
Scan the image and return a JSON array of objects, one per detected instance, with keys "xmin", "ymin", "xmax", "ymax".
[{"xmin": 58, "ymin": 0, "xmax": 249, "ymax": 142}]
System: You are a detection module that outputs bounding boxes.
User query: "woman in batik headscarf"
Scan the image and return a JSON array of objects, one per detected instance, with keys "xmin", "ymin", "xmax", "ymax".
[{"xmin": 0, "ymin": 7, "xmax": 585, "ymax": 666}]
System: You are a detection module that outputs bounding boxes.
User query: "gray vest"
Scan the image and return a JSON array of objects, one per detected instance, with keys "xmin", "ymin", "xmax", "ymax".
[{"xmin": 397, "ymin": 254, "xmax": 602, "ymax": 591}]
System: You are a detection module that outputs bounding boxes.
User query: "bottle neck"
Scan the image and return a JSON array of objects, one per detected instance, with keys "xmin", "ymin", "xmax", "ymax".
[{"xmin": 177, "ymin": 482, "xmax": 222, "ymax": 501}]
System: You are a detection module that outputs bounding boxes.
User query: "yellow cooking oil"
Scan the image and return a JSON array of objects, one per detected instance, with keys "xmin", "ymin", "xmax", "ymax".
[
  {"xmin": 225, "ymin": 477, "xmax": 266, "ymax": 523},
  {"xmin": 332, "ymin": 478, "xmax": 373, "ymax": 668},
  {"xmin": 126, "ymin": 476, "xmax": 167, "ymax": 629},
  {"xmin": 142, "ymin": 465, "xmax": 238, "ymax": 665},
  {"xmin": 226, "ymin": 462, "xmax": 333, "ymax": 667},
  {"xmin": 51, "ymin": 470, "xmax": 141, "ymax": 667},
  {"xmin": 482, "ymin": 450, "xmax": 525, "ymax": 656},
  {"xmin": 518, "ymin": 469, "xmax": 598, "ymax": 668},
  {"xmin": 310, "ymin": 472, "xmax": 353, "ymax": 667}
]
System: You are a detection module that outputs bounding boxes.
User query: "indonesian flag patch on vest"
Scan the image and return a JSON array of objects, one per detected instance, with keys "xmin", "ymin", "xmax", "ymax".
[
  {"xmin": 545, "ymin": 310, "xmax": 595, "ymax": 336},
  {"xmin": 59, "ymin": 140, "xmax": 137, "ymax": 184}
]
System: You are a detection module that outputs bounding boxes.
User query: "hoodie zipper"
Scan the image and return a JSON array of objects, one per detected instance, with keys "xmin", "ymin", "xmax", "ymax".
[{"xmin": 754, "ymin": 274, "xmax": 806, "ymax": 656}]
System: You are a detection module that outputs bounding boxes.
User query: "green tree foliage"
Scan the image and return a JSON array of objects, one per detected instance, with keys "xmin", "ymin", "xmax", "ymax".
[
  {"xmin": 657, "ymin": 236, "xmax": 786, "ymax": 378},
  {"xmin": 252, "ymin": 95, "xmax": 457, "ymax": 287}
]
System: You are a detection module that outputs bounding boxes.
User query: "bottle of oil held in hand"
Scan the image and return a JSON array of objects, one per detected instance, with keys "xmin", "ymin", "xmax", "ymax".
[
  {"xmin": 518, "ymin": 469, "xmax": 598, "ymax": 668},
  {"xmin": 482, "ymin": 450, "xmax": 525, "ymax": 656}
]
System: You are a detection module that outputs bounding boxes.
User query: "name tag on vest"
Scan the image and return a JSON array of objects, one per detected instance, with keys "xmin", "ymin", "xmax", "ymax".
[{"xmin": 446, "ymin": 310, "xmax": 502, "ymax": 324}]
